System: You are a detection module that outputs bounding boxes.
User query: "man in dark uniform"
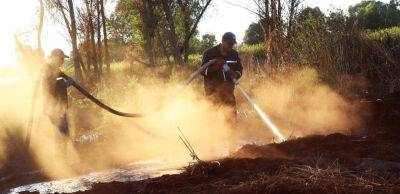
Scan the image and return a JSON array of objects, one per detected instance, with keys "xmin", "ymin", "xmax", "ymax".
[
  {"xmin": 201, "ymin": 32, "xmax": 243, "ymax": 111},
  {"xmin": 43, "ymin": 49, "xmax": 74, "ymax": 153}
]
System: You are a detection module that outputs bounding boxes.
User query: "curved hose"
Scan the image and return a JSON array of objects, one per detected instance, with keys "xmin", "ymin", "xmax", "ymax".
[
  {"xmin": 25, "ymin": 72, "xmax": 144, "ymax": 148},
  {"xmin": 62, "ymin": 73, "xmax": 144, "ymax": 118}
]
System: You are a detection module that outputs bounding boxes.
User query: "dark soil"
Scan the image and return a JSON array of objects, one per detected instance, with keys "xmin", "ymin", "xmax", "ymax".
[{"xmin": 74, "ymin": 131, "xmax": 400, "ymax": 194}]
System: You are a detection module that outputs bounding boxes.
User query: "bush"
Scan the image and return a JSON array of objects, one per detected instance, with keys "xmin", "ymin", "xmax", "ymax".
[
  {"xmin": 368, "ymin": 27, "xmax": 400, "ymax": 62},
  {"xmin": 236, "ymin": 44, "xmax": 266, "ymax": 72}
]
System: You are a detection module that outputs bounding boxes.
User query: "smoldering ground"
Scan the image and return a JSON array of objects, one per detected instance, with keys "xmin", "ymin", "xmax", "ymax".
[{"xmin": 0, "ymin": 63, "xmax": 364, "ymax": 180}]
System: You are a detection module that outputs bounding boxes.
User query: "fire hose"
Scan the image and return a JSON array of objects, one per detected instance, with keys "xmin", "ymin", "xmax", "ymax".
[
  {"xmin": 60, "ymin": 73, "xmax": 144, "ymax": 118},
  {"xmin": 25, "ymin": 72, "xmax": 144, "ymax": 148}
]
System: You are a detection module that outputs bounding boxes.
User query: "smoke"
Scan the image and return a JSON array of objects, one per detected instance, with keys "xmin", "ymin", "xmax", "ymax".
[{"xmin": 0, "ymin": 62, "xmax": 364, "ymax": 180}]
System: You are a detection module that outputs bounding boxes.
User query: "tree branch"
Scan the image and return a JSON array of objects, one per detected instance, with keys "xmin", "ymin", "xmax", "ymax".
[
  {"xmin": 179, "ymin": 0, "xmax": 213, "ymax": 53},
  {"xmin": 223, "ymin": 0, "xmax": 265, "ymax": 19}
]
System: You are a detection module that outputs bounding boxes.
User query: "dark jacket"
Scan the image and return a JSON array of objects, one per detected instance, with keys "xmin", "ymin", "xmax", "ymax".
[
  {"xmin": 43, "ymin": 66, "xmax": 70, "ymax": 135},
  {"xmin": 43, "ymin": 67, "xmax": 69, "ymax": 110},
  {"xmin": 201, "ymin": 44, "xmax": 243, "ymax": 106}
]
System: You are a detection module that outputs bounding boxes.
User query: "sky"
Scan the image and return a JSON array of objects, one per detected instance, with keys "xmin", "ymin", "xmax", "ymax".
[
  {"xmin": 198, "ymin": 0, "xmax": 392, "ymax": 43},
  {"xmin": 0, "ymin": 0, "xmax": 391, "ymax": 68}
]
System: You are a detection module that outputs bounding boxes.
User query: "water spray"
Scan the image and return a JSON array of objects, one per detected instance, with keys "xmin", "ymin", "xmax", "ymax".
[
  {"xmin": 224, "ymin": 61, "xmax": 286, "ymax": 142},
  {"xmin": 233, "ymin": 79, "xmax": 286, "ymax": 142},
  {"xmin": 186, "ymin": 60, "xmax": 287, "ymax": 142}
]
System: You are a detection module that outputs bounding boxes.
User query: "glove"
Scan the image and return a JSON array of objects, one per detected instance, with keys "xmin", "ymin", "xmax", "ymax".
[
  {"xmin": 210, "ymin": 59, "xmax": 225, "ymax": 71},
  {"xmin": 222, "ymin": 63, "xmax": 231, "ymax": 72},
  {"xmin": 57, "ymin": 76, "xmax": 75, "ymax": 87},
  {"xmin": 65, "ymin": 78, "xmax": 75, "ymax": 87},
  {"xmin": 227, "ymin": 70, "xmax": 238, "ymax": 80}
]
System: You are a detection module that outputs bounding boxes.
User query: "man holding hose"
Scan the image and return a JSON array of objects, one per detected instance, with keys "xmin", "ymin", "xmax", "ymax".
[
  {"xmin": 201, "ymin": 32, "xmax": 243, "ymax": 114},
  {"xmin": 42, "ymin": 48, "xmax": 74, "ymax": 157}
]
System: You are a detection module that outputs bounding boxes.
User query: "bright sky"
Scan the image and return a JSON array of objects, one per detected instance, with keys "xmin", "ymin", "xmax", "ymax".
[
  {"xmin": 0, "ymin": 0, "xmax": 391, "ymax": 68},
  {"xmin": 198, "ymin": 0, "xmax": 391, "ymax": 43}
]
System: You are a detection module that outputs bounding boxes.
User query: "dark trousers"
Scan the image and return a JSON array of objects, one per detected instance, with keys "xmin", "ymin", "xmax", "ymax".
[
  {"xmin": 49, "ymin": 112, "xmax": 69, "ymax": 136},
  {"xmin": 205, "ymin": 84, "xmax": 238, "ymax": 125}
]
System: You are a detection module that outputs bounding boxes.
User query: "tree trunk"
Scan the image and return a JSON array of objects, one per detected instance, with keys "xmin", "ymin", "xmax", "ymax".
[
  {"xmin": 161, "ymin": 1, "xmax": 182, "ymax": 65},
  {"xmin": 96, "ymin": 0, "xmax": 102, "ymax": 74},
  {"xmin": 85, "ymin": 0, "xmax": 99, "ymax": 77},
  {"xmin": 264, "ymin": 0, "xmax": 284, "ymax": 65},
  {"xmin": 142, "ymin": 0, "xmax": 155, "ymax": 66},
  {"xmin": 277, "ymin": 0, "xmax": 282, "ymax": 23},
  {"xmin": 37, "ymin": 0, "xmax": 44, "ymax": 52},
  {"xmin": 100, "ymin": 0, "xmax": 110, "ymax": 72},
  {"xmin": 67, "ymin": 0, "xmax": 83, "ymax": 82},
  {"xmin": 270, "ymin": 0, "xmax": 277, "ymax": 29},
  {"xmin": 157, "ymin": 31, "xmax": 171, "ymax": 65},
  {"xmin": 261, "ymin": 0, "xmax": 270, "ymax": 38},
  {"xmin": 287, "ymin": 0, "xmax": 300, "ymax": 38},
  {"xmin": 179, "ymin": 0, "xmax": 212, "ymax": 63},
  {"xmin": 177, "ymin": 0, "xmax": 191, "ymax": 63},
  {"xmin": 83, "ymin": 19, "xmax": 91, "ymax": 70}
]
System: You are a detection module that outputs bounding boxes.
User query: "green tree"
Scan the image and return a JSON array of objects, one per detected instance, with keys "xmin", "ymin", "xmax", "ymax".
[
  {"xmin": 297, "ymin": 7, "xmax": 325, "ymax": 22},
  {"xmin": 108, "ymin": 0, "xmax": 140, "ymax": 45},
  {"xmin": 243, "ymin": 22, "xmax": 265, "ymax": 45},
  {"xmin": 109, "ymin": 0, "xmax": 213, "ymax": 65},
  {"xmin": 327, "ymin": 9, "xmax": 349, "ymax": 33},
  {"xmin": 349, "ymin": 0, "xmax": 400, "ymax": 30},
  {"xmin": 287, "ymin": 7, "xmax": 328, "ymax": 65},
  {"xmin": 200, "ymin": 33, "xmax": 216, "ymax": 52}
]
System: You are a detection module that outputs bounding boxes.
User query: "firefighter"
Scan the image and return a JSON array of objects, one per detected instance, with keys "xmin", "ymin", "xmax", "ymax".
[
  {"xmin": 201, "ymin": 32, "xmax": 243, "ymax": 112},
  {"xmin": 42, "ymin": 48, "xmax": 74, "ymax": 157}
]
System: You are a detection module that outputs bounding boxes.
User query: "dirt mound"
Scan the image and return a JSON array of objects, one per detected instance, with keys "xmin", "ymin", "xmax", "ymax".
[{"xmin": 72, "ymin": 132, "xmax": 400, "ymax": 194}]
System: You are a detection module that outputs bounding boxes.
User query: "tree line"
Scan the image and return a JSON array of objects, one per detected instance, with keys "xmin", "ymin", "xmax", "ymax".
[
  {"xmin": 243, "ymin": 0, "xmax": 400, "ymax": 45},
  {"xmin": 18, "ymin": 0, "xmax": 399, "ymax": 86},
  {"xmin": 239, "ymin": 0, "xmax": 400, "ymax": 94}
]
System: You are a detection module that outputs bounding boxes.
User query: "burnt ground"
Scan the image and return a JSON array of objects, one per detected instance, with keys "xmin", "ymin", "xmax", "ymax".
[
  {"xmin": 2, "ymin": 94, "xmax": 400, "ymax": 193},
  {"xmin": 71, "ymin": 130, "xmax": 400, "ymax": 194}
]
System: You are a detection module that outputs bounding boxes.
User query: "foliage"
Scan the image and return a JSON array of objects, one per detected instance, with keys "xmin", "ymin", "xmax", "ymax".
[
  {"xmin": 368, "ymin": 26, "xmax": 400, "ymax": 62},
  {"xmin": 238, "ymin": 43, "xmax": 264, "ymax": 55},
  {"xmin": 349, "ymin": 0, "xmax": 400, "ymax": 30},
  {"xmin": 368, "ymin": 26, "xmax": 400, "ymax": 40},
  {"xmin": 285, "ymin": 6, "xmax": 400, "ymax": 95},
  {"xmin": 199, "ymin": 33, "xmax": 216, "ymax": 52},
  {"xmin": 297, "ymin": 7, "xmax": 325, "ymax": 23},
  {"xmin": 108, "ymin": 0, "xmax": 143, "ymax": 46},
  {"xmin": 243, "ymin": 22, "xmax": 265, "ymax": 45},
  {"xmin": 109, "ymin": 0, "xmax": 212, "ymax": 64},
  {"xmin": 288, "ymin": 7, "xmax": 328, "ymax": 66},
  {"xmin": 326, "ymin": 9, "xmax": 350, "ymax": 32}
]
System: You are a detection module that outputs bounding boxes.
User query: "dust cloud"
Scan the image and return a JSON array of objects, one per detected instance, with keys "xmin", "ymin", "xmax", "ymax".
[
  {"xmin": 236, "ymin": 67, "xmax": 362, "ymax": 142},
  {"xmin": 0, "ymin": 62, "xmax": 363, "ymax": 179}
]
